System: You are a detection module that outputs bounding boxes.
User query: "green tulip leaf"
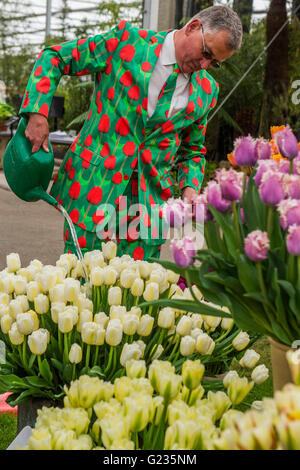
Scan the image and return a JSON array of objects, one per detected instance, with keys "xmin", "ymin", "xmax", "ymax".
[
  {"xmin": 39, "ymin": 358, "xmax": 53, "ymax": 383},
  {"xmin": 62, "ymin": 364, "xmax": 73, "ymax": 383},
  {"xmin": 138, "ymin": 298, "xmax": 232, "ymax": 318},
  {"xmin": 236, "ymin": 254, "xmax": 260, "ymax": 292}
]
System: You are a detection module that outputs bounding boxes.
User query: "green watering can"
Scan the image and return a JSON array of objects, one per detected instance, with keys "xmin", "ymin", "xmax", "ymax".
[{"xmin": 3, "ymin": 117, "xmax": 58, "ymax": 207}]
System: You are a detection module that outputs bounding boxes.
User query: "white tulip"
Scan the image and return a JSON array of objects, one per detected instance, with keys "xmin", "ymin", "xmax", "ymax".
[
  {"xmin": 120, "ymin": 343, "xmax": 142, "ymax": 367},
  {"xmin": 28, "ymin": 328, "xmax": 49, "ymax": 354},
  {"xmin": 77, "ymin": 309, "xmax": 93, "ymax": 332},
  {"xmin": 90, "ymin": 267, "xmax": 104, "ymax": 286},
  {"xmin": 94, "ymin": 312, "xmax": 109, "ymax": 328},
  {"xmin": 101, "ymin": 241, "xmax": 117, "ymax": 260},
  {"xmin": 6, "ymin": 253, "xmax": 21, "ymax": 273},
  {"xmin": 239, "ymin": 349, "xmax": 260, "ymax": 369},
  {"xmin": 176, "ymin": 316, "xmax": 193, "ymax": 336},
  {"xmin": 26, "ymin": 281, "xmax": 41, "ymax": 302},
  {"xmin": 123, "ymin": 314, "xmax": 139, "ymax": 336},
  {"xmin": 13, "ymin": 275, "xmax": 27, "ymax": 295},
  {"xmin": 34, "ymin": 294, "xmax": 49, "ymax": 315},
  {"xmin": 158, "ymin": 308, "xmax": 175, "ymax": 330},
  {"xmin": 64, "ymin": 278, "xmax": 81, "ymax": 303},
  {"xmin": 110, "ymin": 305, "xmax": 126, "ymax": 321},
  {"xmin": 251, "ymin": 365, "xmax": 269, "ymax": 384},
  {"xmin": 51, "ymin": 302, "xmax": 66, "ymax": 324},
  {"xmin": 49, "ymin": 284, "xmax": 65, "ymax": 303},
  {"xmin": 16, "ymin": 313, "xmax": 35, "ymax": 335},
  {"xmin": 103, "ymin": 266, "xmax": 118, "ymax": 286},
  {"xmin": 108, "ymin": 286, "xmax": 122, "ymax": 306},
  {"xmin": 180, "ymin": 336, "xmax": 196, "ymax": 356}
]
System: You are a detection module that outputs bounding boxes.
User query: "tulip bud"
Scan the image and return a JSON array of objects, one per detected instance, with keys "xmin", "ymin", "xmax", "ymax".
[
  {"xmin": 6, "ymin": 253, "xmax": 21, "ymax": 273},
  {"xmin": 0, "ymin": 314, "xmax": 13, "ymax": 334},
  {"xmin": 207, "ymin": 390, "xmax": 231, "ymax": 421},
  {"xmin": 94, "ymin": 311, "xmax": 109, "ymax": 328},
  {"xmin": 110, "ymin": 305, "xmax": 126, "ymax": 321},
  {"xmin": 223, "ymin": 370, "xmax": 240, "ymax": 389},
  {"xmin": 202, "ymin": 314, "xmax": 222, "ymax": 332},
  {"xmin": 158, "ymin": 307, "xmax": 175, "ymax": 329},
  {"xmin": 244, "ymin": 230, "xmax": 270, "ymax": 262},
  {"xmin": 123, "ymin": 314, "xmax": 139, "ymax": 335},
  {"xmin": 13, "ymin": 275, "xmax": 27, "ymax": 295},
  {"xmin": 120, "ymin": 269, "xmax": 136, "ymax": 289},
  {"xmin": 137, "ymin": 314, "xmax": 154, "ymax": 336},
  {"xmin": 50, "ymin": 302, "xmax": 66, "ymax": 324},
  {"xmin": 101, "ymin": 241, "xmax": 117, "ymax": 259},
  {"xmin": 180, "ymin": 335, "xmax": 196, "ymax": 356},
  {"xmin": 287, "ymin": 224, "xmax": 300, "ymax": 256},
  {"xmin": 232, "ymin": 331, "xmax": 250, "ymax": 351},
  {"xmin": 0, "ymin": 275, "xmax": 14, "ymax": 295},
  {"xmin": 103, "ymin": 266, "xmax": 118, "ymax": 286},
  {"xmin": 126, "ymin": 359, "xmax": 147, "ymax": 378},
  {"xmin": 143, "ymin": 282, "xmax": 159, "ymax": 301},
  {"xmin": 196, "ymin": 332, "xmax": 215, "ymax": 355},
  {"xmin": 26, "ymin": 281, "xmax": 41, "ymax": 302},
  {"xmin": 259, "ymin": 172, "xmax": 285, "ymax": 207},
  {"xmin": 64, "ymin": 278, "xmax": 81, "ymax": 303},
  {"xmin": 28, "ymin": 328, "xmax": 49, "ymax": 354},
  {"xmin": 49, "ymin": 284, "xmax": 65, "ymax": 303},
  {"xmin": 37, "ymin": 270, "xmax": 57, "ymax": 293},
  {"xmin": 81, "ymin": 322, "xmax": 105, "ymax": 345},
  {"xmin": 27, "ymin": 310, "xmax": 39, "ymax": 331},
  {"xmin": 182, "ymin": 359, "xmax": 205, "ymax": 390},
  {"xmin": 233, "ymin": 135, "xmax": 258, "ymax": 167},
  {"xmin": 9, "ymin": 298, "xmax": 23, "ymax": 320},
  {"xmin": 176, "ymin": 315, "xmax": 193, "ymax": 336},
  {"xmin": 120, "ymin": 343, "xmax": 142, "ymax": 367},
  {"xmin": 58, "ymin": 310, "xmax": 74, "ymax": 334},
  {"xmin": 171, "ymin": 236, "xmax": 196, "ymax": 268},
  {"xmin": 227, "ymin": 376, "xmax": 254, "ymax": 405},
  {"xmin": 0, "ymin": 293, "xmax": 10, "ymax": 306},
  {"xmin": 274, "ymin": 125, "xmax": 299, "ymax": 159},
  {"xmin": 77, "ymin": 308, "xmax": 93, "ymax": 332},
  {"xmin": 105, "ymin": 320, "xmax": 123, "ymax": 346},
  {"xmin": 138, "ymin": 261, "xmax": 150, "ymax": 278},
  {"xmin": 8, "ymin": 322, "xmax": 24, "ymax": 345},
  {"xmin": 16, "ymin": 295, "xmax": 29, "ymax": 313},
  {"xmin": 68, "ymin": 343, "xmax": 82, "ymax": 364},
  {"xmin": 130, "ymin": 278, "xmax": 144, "ymax": 297},
  {"xmin": 108, "ymin": 286, "xmax": 122, "ymax": 306},
  {"xmin": 191, "ymin": 313, "xmax": 203, "ymax": 329},
  {"xmin": 239, "ymin": 349, "xmax": 260, "ymax": 368},
  {"xmin": 221, "ymin": 317, "xmax": 234, "ymax": 330},
  {"xmin": 251, "ymin": 364, "xmax": 269, "ymax": 384},
  {"xmin": 90, "ymin": 267, "xmax": 104, "ymax": 286},
  {"xmin": 129, "ymin": 306, "xmax": 142, "ymax": 318},
  {"xmin": 156, "ymin": 372, "xmax": 182, "ymax": 401},
  {"xmin": 0, "ymin": 305, "xmax": 9, "ymax": 319},
  {"xmin": 167, "ymin": 270, "xmax": 180, "ymax": 284},
  {"xmin": 151, "ymin": 344, "xmax": 164, "ymax": 361},
  {"xmin": 34, "ymin": 293, "xmax": 50, "ymax": 315},
  {"xmin": 16, "ymin": 313, "xmax": 35, "ymax": 335},
  {"xmin": 74, "ymin": 293, "xmax": 93, "ymax": 313}
]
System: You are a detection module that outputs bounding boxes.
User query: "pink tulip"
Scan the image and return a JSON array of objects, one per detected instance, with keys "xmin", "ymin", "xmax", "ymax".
[
  {"xmin": 274, "ymin": 125, "xmax": 299, "ymax": 160},
  {"xmin": 206, "ymin": 181, "xmax": 231, "ymax": 213},
  {"xmin": 255, "ymin": 137, "xmax": 272, "ymax": 160},
  {"xmin": 287, "ymin": 224, "xmax": 300, "ymax": 256},
  {"xmin": 254, "ymin": 160, "xmax": 278, "ymax": 187},
  {"xmin": 234, "ymin": 135, "xmax": 258, "ymax": 167},
  {"xmin": 215, "ymin": 168, "xmax": 243, "ymax": 201},
  {"xmin": 282, "ymin": 174, "xmax": 300, "ymax": 200},
  {"xmin": 277, "ymin": 199, "xmax": 300, "ymax": 230},
  {"xmin": 163, "ymin": 198, "xmax": 190, "ymax": 228},
  {"xmin": 244, "ymin": 230, "xmax": 270, "ymax": 262},
  {"xmin": 171, "ymin": 236, "xmax": 196, "ymax": 268},
  {"xmin": 258, "ymin": 171, "xmax": 285, "ymax": 206},
  {"xmin": 193, "ymin": 194, "xmax": 213, "ymax": 223}
]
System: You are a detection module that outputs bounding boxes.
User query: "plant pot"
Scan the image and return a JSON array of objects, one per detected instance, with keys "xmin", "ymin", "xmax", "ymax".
[
  {"xmin": 17, "ymin": 398, "xmax": 63, "ymax": 434},
  {"xmin": 269, "ymin": 337, "xmax": 293, "ymax": 392}
]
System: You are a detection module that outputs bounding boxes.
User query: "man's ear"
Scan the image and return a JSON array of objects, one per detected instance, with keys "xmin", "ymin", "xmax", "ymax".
[{"xmin": 185, "ymin": 19, "xmax": 202, "ymax": 36}]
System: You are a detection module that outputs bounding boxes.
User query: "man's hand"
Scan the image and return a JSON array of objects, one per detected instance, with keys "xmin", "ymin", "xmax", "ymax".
[
  {"xmin": 25, "ymin": 113, "xmax": 50, "ymax": 153},
  {"xmin": 181, "ymin": 186, "xmax": 198, "ymax": 204}
]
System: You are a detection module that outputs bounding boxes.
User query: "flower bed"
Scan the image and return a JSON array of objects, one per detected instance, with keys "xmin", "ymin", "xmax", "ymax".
[
  {"xmin": 14, "ymin": 357, "xmax": 300, "ymax": 450},
  {"xmin": 0, "ymin": 243, "xmax": 267, "ymax": 407}
]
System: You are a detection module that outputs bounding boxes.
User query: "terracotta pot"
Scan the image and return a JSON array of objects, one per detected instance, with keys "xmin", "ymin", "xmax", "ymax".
[{"xmin": 269, "ymin": 337, "xmax": 293, "ymax": 392}]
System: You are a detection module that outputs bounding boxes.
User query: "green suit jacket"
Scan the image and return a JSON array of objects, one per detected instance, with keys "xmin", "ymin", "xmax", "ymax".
[{"xmin": 20, "ymin": 21, "xmax": 219, "ymax": 245}]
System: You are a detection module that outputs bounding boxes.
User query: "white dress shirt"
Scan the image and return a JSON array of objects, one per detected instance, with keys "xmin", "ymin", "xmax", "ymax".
[{"xmin": 147, "ymin": 30, "xmax": 191, "ymax": 120}]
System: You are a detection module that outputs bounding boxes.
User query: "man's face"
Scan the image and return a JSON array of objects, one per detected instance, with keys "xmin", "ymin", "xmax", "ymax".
[{"xmin": 174, "ymin": 19, "xmax": 235, "ymax": 74}]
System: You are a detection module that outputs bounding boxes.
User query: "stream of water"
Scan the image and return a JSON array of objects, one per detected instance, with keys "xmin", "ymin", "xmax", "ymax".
[{"xmin": 57, "ymin": 203, "xmax": 92, "ymax": 298}]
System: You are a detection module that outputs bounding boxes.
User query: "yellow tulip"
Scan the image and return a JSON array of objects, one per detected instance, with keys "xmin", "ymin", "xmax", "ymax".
[
  {"xmin": 182, "ymin": 359, "xmax": 205, "ymax": 390},
  {"xmin": 125, "ymin": 359, "xmax": 147, "ymax": 379},
  {"xmin": 227, "ymin": 376, "xmax": 254, "ymax": 405}
]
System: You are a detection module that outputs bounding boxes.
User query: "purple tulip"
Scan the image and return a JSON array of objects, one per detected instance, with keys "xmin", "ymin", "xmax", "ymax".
[
  {"xmin": 163, "ymin": 198, "xmax": 190, "ymax": 228},
  {"xmin": 277, "ymin": 199, "xmax": 300, "ymax": 230},
  {"xmin": 277, "ymin": 159, "xmax": 290, "ymax": 174},
  {"xmin": 254, "ymin": 160, "xmax": 278, "ymax": 187},
  {"xmin": 193, "ymin": 194, "xmax": 213, "ymax": 223},
  {"xmin": 234, "ymin": 135, "xmax": 258, "ymax": 167},
  {"xmin": 244, "ymin": 230, "xmax": 270, "ymax": 262},
  {"xmin": 206, "ymin": 181, "xmax": 231, "ymax": 213},
  {"xmin": 171, "ymin": 236, "xmax": 197, "ymax": 268},
  {"xmin": 215, "ymin": 168, "xmax": 243, "ymax": 201},
  {"xmin": 287, "ymin": 224, "xmax": 300, "ymax": 256},
  {"xmin": 177, "ymin": 276, "xmax": 188, "ymax": 291},
  {"xmin": 274, "ymin": 125, "xmax": 299, "ymax": 160},
  {"xmin": 258, "ymin": 171, "xmax": 285, "ymax": 206},
  {"xmin": 282, "ymin": 174, "xmax": 300, "ymax": 199},
  {"xmin": 255, "ymin": 137, "xmax": 272, "ymax": 160}
]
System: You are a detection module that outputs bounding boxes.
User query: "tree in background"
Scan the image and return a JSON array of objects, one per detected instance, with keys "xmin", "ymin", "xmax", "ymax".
[
  {"xmin": 259, "ymin": 0, "xmax": 289, "ymax": 137},
  {"xmin": 233, "ymin": 0, "xmax": 254, "ymax": 33},
  {"xmin": 293, "ymin": 0, "xmax": 300, "ymax": 19}
]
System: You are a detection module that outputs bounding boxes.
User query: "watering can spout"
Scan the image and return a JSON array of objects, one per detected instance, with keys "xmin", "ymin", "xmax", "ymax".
[{"xmin": 3, "ymin": 117, "xmax": 57, "ymax": 206}]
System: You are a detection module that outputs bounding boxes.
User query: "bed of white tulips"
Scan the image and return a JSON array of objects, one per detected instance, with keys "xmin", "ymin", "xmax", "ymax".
[
  {"xmin": 14, "ymin": 358, "xmax": 300, "ymax": 450},
  {"xmin": 0, "ymin": 242, "xmax": 266, "ymax": 407}
]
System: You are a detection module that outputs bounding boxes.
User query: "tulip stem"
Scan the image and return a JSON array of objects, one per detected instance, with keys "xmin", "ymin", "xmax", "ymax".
[
  {"xmin": 85, "ymin": 344, "xmax": 91, "ymax": 368},
  {"xmin": 297, "ymin": 257, "xmax": 300, "ymax": 291},
  {"xmin": 267, "ymin": 206, "xmax": 273, "ymax": 240},
  {"xmin": 290, "ymin": 159, "xmax": 293, "ymax": 175},
  {"xmin": 58, "ymin": 330, "xmax": 63, "ymax": 356},
  {"xmin": 168, "ymin": 336, "xmax": 180, "ymax": 362},
  {"xmin": 287, "ymin": 254, "xmax": 296, "ymax": 283},
  {"xmin": 72, "ymin": 363, "xmax": 76, "ymax": 381},
  {"xmin": 231, "ymin": 202, "xmax": 242, "ymax": 249},
  {"xmin": 104, "ymin": 346, "xmax": 114, "ymax": 375},
  {"xmin": 93, "ymin": 346, "xmax": 99, "ymax": 366}
]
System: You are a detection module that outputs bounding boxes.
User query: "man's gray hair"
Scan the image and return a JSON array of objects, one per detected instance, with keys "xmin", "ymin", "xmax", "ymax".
[{"xmin": 191, "ymin": 5, "xmax": 243, "ymax": 51}]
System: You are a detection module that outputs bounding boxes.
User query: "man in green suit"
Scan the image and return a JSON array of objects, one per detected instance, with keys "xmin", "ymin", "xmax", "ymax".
[{"xmin": 21, "ymin": 5, "xmax": 242, "ymax": 261}]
